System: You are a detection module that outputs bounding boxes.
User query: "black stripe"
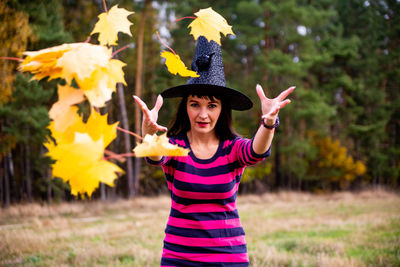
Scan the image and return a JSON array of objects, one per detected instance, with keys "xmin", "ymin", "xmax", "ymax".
[
  {"xmin": 165, "ymin": 225, "xmax": 245, "ymax": 238},
  {"xmin": 171, "ymin": 192, "xmax": 237, "ymax": 205},
  {"xmin": 163, "ymin": 241, "xmax": 247, "ymax": 254},
  {"xmin": 170, "ymin": 208, "xmax": 239, "ymax": 221},
  {"xmin": 165, "ymin": 159, "xmax": 242, "ymax": 176},
  {"xmin": 161, "ymin": 257, "xmax": 249, "ymax": 267},
  {"xmin": 173, "ymin": 177, "xmax": 237, "ymax": 193}
]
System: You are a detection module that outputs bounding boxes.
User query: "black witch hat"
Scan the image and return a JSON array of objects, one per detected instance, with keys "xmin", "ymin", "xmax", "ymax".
[{"xmin": 161, "ymin": 36, "xmax": 253, "ymax": 111}]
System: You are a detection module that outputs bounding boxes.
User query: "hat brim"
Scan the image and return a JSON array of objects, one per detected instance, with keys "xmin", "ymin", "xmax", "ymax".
[{"xmin": 161, "ymin": 84, "xmax": 253, "ymax": 111}]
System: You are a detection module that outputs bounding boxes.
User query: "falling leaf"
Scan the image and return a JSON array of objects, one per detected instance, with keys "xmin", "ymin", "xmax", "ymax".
[
  {"xmin": 49, "ymin": 84, "xmax": 85, "ymax": 131},
  {"xmin": 19, "ymin": 43, "xmax": 112, "ymax": 84},
  {"xmin": 79, "ymin": 59, "xmax": 126, "ymax": 107},
  {"xmin": 48, "ymin": 109, "xmax": 118, "ymax": 149},
  {"xmin": 133, "ymin": 133, "xmax": 190, "ymax": 157},
  {"xmin": 188, "ymin": 7, "xmax": 235, "ymax": 45},
  {"xmin": 19, "ymin": 43, "xmax": 72, "ymax": 81},
  {"xmin": 56, "ymin": 43, "xmax": 112, "ymax": 84},
  {"xmin": 91, "ymin": 5, "xmax": 134, "ymax": 46},
  {"xmin": 45, "ymin": 132, "xmax": 123, "ymax": 197},
  {"xmin": 19, "ymin": 43, "xmax": 125, "ymax": 107},
  {"xmin": 160, "ymin": 51, "xmax": 199, "ymax": 78}
]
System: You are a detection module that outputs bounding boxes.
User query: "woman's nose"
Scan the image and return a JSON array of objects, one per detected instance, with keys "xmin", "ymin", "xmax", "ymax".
[{"xmin": 199, "ymin": 109, "xmax": 208, "ymax": 119}]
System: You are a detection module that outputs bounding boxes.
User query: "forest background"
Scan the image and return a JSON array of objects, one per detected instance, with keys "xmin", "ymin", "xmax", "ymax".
[{"xmin": 0, "ymin": 0, "xmax": 399, "ymax": 206}]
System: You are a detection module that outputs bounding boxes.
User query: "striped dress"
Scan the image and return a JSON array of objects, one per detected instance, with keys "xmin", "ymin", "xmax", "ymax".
[{"xmin": 146, "ymin": 134, "xmax": 271, "ymax": 266}]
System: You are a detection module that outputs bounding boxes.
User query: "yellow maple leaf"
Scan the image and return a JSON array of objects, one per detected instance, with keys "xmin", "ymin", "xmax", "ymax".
[
  {"xmin": 49, "ymin": 84, "xmax": 85, "ymax": 131},
  {"xmin": 56, "ymin": 43, "xmax": 112, "ymax": 84},
  {"xmin": 79, "ymin": 59, "xmax": 126, "ymax": 107},
  {"xmin": 90, "ymin": 5, "xmax": 134, "ymax": 46},
  {"xmin": 19, "ymin": 43, "xmax": 72, "ymax": 81},
  {"xmin": 133, "ymin": 133, "xmax": 190, "ymax": 157},
  {"xmin": 160, "ymin": 51, "xmax": 199, "ymax": 78},
  {"xmin": 188, "ymin": 7, "xmax": 235, "ymax": 45},
  {"xmin": 45, "ymin": 132, "xmax": 123, "ymax": 197},
  {"xmin": 83, "ymin": 109, "xmax": 119, "ymax": 148},
  {"xmin": 48, "ymin": 109, "xmax": 118, "ymax": 149}
]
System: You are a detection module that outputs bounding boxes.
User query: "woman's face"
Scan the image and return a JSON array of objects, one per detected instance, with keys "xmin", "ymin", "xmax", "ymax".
[{"xmin": 186, "ymin": 95, "xmax": 222, "ymax": 135}]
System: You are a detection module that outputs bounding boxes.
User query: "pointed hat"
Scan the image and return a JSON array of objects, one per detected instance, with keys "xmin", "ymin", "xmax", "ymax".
[{"xmin": 161, "ymin": 36, "xmax": 253, "ymax": 111}]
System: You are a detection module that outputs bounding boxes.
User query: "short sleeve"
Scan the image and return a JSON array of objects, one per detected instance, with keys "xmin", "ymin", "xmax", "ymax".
[{"xmin": 232, "ymin": 137, "xmax": 271, "ymax": 167}]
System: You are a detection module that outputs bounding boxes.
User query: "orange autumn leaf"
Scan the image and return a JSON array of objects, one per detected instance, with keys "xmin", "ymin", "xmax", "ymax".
[
  {"xmin": 45, "ymin": 132, "xmax": 123, "ymax": 197},
  {"xmin": 19, "ymin": 43, "xmax": 72, "ymax": 81},
  {"xmin": 90, "ymin": 5, "xmax": 134, "ymax": 46},
  {"xmin": 19, "ymin": 43, "xmax": 126, "ymax": 107},
  {"xmin": 160, "ymin": 51, "xmax": 199, "ymax": 78},
  {"xmin": 188, "ymin": 7, "xmax": 235, "ymax": 45},
  {"xmin": 133, "ymin": 133, "xmax": 190, "ymax": 157}
]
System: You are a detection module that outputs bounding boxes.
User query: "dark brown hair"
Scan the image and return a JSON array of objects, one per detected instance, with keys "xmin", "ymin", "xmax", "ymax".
[{"xmin": 167, "ymin": 94, "xmax": 238, "ymax": 141}]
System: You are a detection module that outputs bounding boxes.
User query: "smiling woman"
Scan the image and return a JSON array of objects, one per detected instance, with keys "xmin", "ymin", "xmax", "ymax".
[{"xmin": 133, "ymin": 35, "xmax": 294, "ymax": 266}]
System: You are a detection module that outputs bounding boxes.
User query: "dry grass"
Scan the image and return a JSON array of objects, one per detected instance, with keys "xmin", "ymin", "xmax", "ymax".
[{"xmin": 0, "ymin": 190, "xmax": 399, "ymax": 266}]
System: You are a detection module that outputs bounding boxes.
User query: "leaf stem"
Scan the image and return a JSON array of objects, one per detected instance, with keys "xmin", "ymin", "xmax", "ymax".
[
  {"xmin": 0, "ymin": 57, "xmax": 23, "ymax": 62},
  {"xmin": 102, "ymin": 0, "xmax": 108, "ymax": 12},
  {"xmin": 112, "ymin": 44, "xmax": 131, "ymax": 57},
  {"xmin": 155, "ymin": 31, "xmax": 176, "ymax": 55},
  {"xmin": 174, "ymin": 16, "xmax": 196, "ymax": 22},
  {"xmin": 117, "ymin": 126, "xmax": 143, "ymax": 140},
  {"xmin": 103, "ymin": 152, "xmax": 136, "ymax": 161}
]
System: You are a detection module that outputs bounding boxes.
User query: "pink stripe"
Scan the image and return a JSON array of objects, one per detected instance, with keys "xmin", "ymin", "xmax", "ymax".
[
  {"xmin": 165, "ymin": 233, "xmax": 246, "ymax": 247},
  {"xmin": 171, "ymin": 169, "xmax": 238, "ymax": 185},
  {"xmin": 171, "ymin": 182, "xmax": 239, "ymax": 199},
  {"xmin": 162, "ymin": 249, "xmax": 249, "ymax": 263},
  {"xmin": 167, "ymin": 217, "xmax": 241, "ymax": 229},
  {"xmin": 171, "ymin": 153, "xmax": 238, "ymax": 168},
  {"xmin": 171, "ymin": 199, "xmax": 236, "ymax": 213}
]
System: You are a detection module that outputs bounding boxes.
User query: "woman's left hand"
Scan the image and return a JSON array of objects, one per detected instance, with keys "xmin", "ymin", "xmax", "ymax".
[{"xmin": 256, "ymin": 84, "xmax": 295, "ymax": 126}]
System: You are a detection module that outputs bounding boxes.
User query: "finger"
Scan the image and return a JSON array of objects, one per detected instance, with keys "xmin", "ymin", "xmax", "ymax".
[
  {"xmin": 153, "ymin": 94, "xmax": 163, "ymax": 112},
  {"xmin": 256, "ymin": 84, "xmax": 267, "ymax": 101},
  {"xmin": 133, "ymin": 95, "xmax": 152, "ymax": 119},
  {"xmin": 279, "ymin": 99, "xmax": 291, "ymax": 109},
  {"xmin": 155, "ymin": 124, "xmax": 168, "ymax": 132},
  {"xmin": 277, "ymin": 86, "xmax": 296, "ymax": 101},
  {"xmin": 270, "ymin": 106, "xmax": 280, "ymax": 116}
]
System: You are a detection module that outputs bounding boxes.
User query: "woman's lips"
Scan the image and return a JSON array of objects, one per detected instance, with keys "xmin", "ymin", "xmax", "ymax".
[{"xmin": 197, "ymin": 122, "xmax": 208, "ymax": 127}]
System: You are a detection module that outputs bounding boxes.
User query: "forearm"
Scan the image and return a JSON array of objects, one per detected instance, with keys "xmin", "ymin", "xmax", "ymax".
[{"xmin": 252, "ymin": 124, "xmax": 275, "ymax": 155}]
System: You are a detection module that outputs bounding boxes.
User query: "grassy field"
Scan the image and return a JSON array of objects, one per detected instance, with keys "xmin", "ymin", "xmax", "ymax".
[{"xmin": 0, "ymin": 190, "xmax": 399, "ymax": 267}]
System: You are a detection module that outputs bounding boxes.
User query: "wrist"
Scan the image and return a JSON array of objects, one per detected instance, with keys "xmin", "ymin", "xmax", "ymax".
[{"xmin": 261, "ymin": 115, "xmax": 279, "ymax": 129}]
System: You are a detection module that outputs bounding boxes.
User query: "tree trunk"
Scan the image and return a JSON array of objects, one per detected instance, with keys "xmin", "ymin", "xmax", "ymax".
[
  {"xmin": 133, "ymin": 0, "xmax": 151, "ymax": 197},
  {"xmin": 3, "ymin": 154, "xmax": 11, "ymax": 208},
  {"xmin": 117, "ymin": 83, "xmax": 135, "ymax": 198},
  {"xmin": 100, "ymin": 182, "xmax": 106, "ymax": 201},
  {"xmin": 25, "ymin": 142, "xmax": 32, "ymax": 202}
]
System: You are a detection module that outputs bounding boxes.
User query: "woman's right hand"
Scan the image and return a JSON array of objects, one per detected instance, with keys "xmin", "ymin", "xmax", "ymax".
[{"xmin": 133, "ymin": 95, "xmax": 167, "ymax": 136}]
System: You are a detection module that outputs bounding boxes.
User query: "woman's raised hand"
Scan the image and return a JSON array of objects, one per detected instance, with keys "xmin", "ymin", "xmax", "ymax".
[
  {"xmin": 256, "ymin": 84, "xmax": 295, "ymax": 125},
  {"xmin": 133, "ymin": 95, "xmax": 167, "ymax": 136}
]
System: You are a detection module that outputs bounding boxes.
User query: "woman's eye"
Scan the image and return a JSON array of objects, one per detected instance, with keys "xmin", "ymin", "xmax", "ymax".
[
  {"xmin": 209, "ymin": 104, "xmax": 217, "ymax": 108},
  {"xmin": 190, "ymin": 103, "xmax": 199, "ymax": 107}
]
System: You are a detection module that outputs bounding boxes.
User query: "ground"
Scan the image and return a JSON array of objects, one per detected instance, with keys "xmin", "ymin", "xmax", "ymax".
[{"xmin": 0, "ymin": 190, "xmax": 399, "ymax": 266}]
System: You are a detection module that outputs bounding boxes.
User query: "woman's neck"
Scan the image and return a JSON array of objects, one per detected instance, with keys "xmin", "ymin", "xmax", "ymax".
[{"xmin": 187, "ymin": 130, "xmax": 219, "ymax": 147}]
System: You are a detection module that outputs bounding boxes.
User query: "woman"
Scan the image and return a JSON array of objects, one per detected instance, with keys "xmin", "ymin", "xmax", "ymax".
[{"xmin": 134, "ymin": 36, "xmax": 294, "ymax": 266}]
